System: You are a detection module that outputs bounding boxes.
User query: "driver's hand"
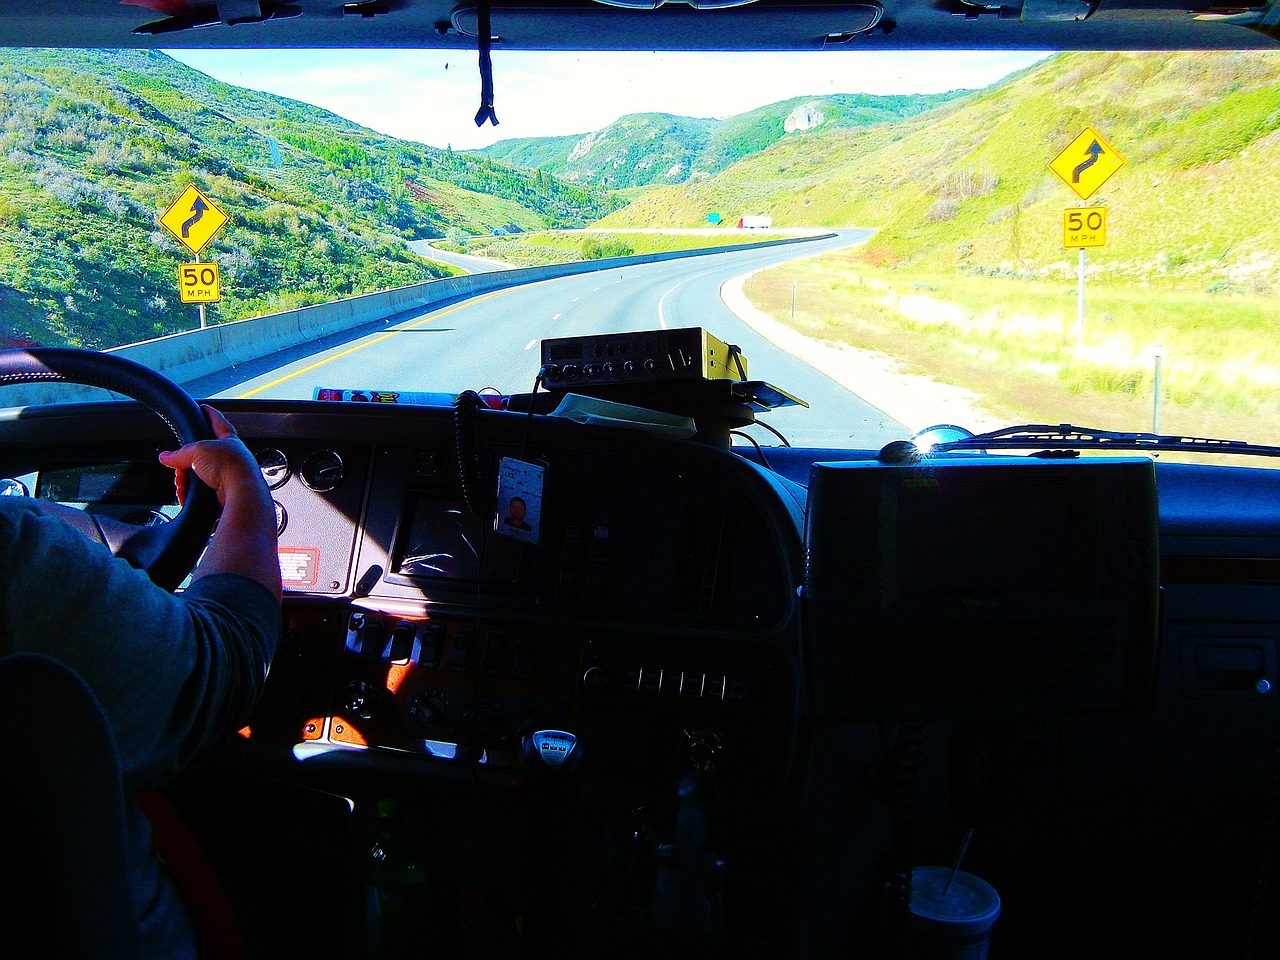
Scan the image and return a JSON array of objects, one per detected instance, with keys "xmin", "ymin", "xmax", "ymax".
[{"xmin": 158, "ymin": 405, "xmax": 265, "ymax": 509}]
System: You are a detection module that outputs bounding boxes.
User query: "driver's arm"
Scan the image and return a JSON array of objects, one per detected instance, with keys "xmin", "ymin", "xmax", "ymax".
[
  {"xmin": 0, "ymin": 404, "xmax": 281, "ymax": 784},
  {"xmin": 158, "ymin": 404, "xmax": 281, "ymax": 602}
]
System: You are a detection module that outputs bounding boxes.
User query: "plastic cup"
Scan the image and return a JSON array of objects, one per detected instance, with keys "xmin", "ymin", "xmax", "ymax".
[{"xmin": 906, "ymin": 866, "xmax": 1001, "ymax": 960}]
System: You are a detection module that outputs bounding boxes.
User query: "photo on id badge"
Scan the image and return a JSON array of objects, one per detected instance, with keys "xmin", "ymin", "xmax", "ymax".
[{"xmin": 495, "ymin": 457, "xmax": 544, "ymax": 544}]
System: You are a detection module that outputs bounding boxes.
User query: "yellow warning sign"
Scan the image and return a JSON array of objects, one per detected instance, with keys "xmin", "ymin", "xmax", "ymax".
[
  {"xmin": 159, "ymin": 184, "xmax": 228, "ymax": 255},
  {"xmin": 1063, "ymin": 207, "xmax": 1108, "ymax": 248},
  {"xmin": 1049, "ymin": 127, "xmax": 1127, "ymax": 202},
  {"xmin": 178, "ymin": 262, "xmax": 221, "ymax": 303}
]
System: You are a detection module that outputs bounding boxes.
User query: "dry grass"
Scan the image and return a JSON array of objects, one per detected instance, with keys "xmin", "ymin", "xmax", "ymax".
[{"xmin": 744, "ymin": 259, "xmax": 1280, "ymax": 449}]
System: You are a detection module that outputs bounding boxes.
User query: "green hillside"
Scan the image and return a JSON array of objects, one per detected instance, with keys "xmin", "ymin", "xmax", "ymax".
[
  {"xmin": 653, "ymin": 50, "xmax": 1280, "ymax": 443},
  {"xmin": 601, "ymin": 51, "xmax": 1280, "ymax": 287},
  {"xmin": 472, "ymin": 92, "xmax": 968, "ymax": 190},
  {"xmin": 0, "ymin": 48, "xmax": 616, "ymax": 349}
]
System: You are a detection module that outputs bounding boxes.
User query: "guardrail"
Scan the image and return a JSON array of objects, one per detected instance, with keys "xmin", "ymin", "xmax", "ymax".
[{"xmin": 1, "ymin": 232, "xmax": 835, "ymax": 407}]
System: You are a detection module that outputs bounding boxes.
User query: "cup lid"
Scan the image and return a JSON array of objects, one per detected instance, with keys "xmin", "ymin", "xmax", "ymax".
[{"xmin": 908, "ymin": 866, "xmax": 1002, "ymax": 932}]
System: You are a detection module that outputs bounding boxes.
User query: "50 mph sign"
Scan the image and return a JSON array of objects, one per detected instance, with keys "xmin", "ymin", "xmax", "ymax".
[
  {"xmin": 178, "ymin": 262, "xmax": 221, "ymax": 304},
  {"xmin": 1063, "ymin": 207, "xmax": 1108, "ymax": 248}
]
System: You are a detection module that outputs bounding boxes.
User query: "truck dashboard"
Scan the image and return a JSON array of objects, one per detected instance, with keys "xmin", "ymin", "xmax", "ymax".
[{"xmin": 4, "ymin": 389, "xmax": 1279, "ymax": 958}]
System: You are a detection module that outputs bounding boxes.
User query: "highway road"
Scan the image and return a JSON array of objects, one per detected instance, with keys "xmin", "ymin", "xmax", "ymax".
[{"xmin": 205, "ymin": 229, "xmax": 907, "ymax": 449}]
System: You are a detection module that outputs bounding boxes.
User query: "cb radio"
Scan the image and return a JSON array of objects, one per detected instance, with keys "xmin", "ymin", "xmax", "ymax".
[{"xmin": 540, "ymin": 327, "xmax": 745, "ymax": 389}]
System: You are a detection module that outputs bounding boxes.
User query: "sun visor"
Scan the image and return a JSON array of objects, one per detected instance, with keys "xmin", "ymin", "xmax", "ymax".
[{"xmin": 448, "ymin": 2, "xmax": 886, "ymax": 49}]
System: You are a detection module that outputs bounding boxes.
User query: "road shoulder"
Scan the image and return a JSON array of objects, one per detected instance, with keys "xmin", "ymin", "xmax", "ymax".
[{"xmin": 720, "ymin": 272, "xmax": 1005, "ymax": 435}]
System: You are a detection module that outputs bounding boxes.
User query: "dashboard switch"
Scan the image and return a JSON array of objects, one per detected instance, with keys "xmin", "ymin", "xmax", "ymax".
[
  {"xmin": 450, "ymin": 629, "xmax": 474, "ymax": 671},
  {"xmin": 419, "ymin": 624, "xmax": 445, "ymax": 668},
  {"xmin": 389, "ymin": 622, "xmax": 415, "ymax": 662},
  {"xmin": 680, "ymin": 671, "xmax": 705, "ymax": 698},
  {"xmin": 359, "ymin": 618, "xmax": 386, "ymax": 658},
  {"xmin": 640, "ymin": 667, "xmax": 664, "ymax": 695},
  {"xmin": 481, "ymin": 631, "xmax": 507, "ymax": 676}
]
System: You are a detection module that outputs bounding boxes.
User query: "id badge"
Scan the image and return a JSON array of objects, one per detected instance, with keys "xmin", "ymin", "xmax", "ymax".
[{"xmin": 494, "ymin": 457, "xmax": 545, "ymax": 544}]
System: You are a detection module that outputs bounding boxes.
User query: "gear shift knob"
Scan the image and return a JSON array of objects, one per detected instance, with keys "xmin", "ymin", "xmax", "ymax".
[{"xmin": 520, "ymin": 728, "xmax": 580, "ymax": 774}]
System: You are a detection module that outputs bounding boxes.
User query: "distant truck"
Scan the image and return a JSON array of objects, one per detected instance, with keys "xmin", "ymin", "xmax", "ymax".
[{"xmin": 737, "ymin": 215, "xmax": 772, "ymax": 229}]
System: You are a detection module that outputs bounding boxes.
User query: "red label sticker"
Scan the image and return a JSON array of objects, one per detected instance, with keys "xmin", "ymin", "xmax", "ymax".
[{"xmin": 279, "ymin": 547, "xmax": 320, "ymax": 586}]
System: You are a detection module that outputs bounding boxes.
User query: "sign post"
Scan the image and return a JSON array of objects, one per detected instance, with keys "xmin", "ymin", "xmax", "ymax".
[
  {"xmin": 159, "ymin": 184, "xmax": 229, "ymax": 329},
  {"xmin": 1049, "ymin": 127, "xmax": 1125, "ymax": 350}
]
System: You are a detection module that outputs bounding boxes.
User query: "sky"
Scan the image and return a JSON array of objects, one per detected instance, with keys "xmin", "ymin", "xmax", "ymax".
[{"xmin": 165, "ymin": 49, "xmax": 1052, "ymax": 152}]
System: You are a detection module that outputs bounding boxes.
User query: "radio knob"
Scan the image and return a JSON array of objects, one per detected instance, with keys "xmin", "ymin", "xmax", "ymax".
[
  {"xmin": 622, "ymin": 360, "xmax": 636, "ymax": 375},
  {"xmin": 562, "ymin": 364, "xmax": 581, "ymax": 381},
  {"xmin": 582, "ymin": 665, "xmax": 609, "ymax": 692},
  {"xmin": 406, "ymin": 692, "xmax": 449, "ymax": 735},
  {"xmin": 642, "ymin": 358, "xmax": 657, "ymax": 372},
  {"xmin": 342, "ymin": 680, "xmax": 377, "ymax": 720}
]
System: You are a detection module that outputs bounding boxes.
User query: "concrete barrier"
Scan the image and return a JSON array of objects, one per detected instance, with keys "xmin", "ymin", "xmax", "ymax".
[{"xmin": 0, "ymin": 232, "xmax": 834, "ymax": 407}]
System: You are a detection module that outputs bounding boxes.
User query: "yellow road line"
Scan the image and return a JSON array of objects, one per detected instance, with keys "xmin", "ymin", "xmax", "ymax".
[{"xmin": 234, "ymin": 290, "xmax": 507, "ymax": 399}]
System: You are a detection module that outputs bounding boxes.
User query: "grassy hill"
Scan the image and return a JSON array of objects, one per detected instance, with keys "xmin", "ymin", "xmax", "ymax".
[
  {"xmin": 0, "ymin": 48, "xmax": 617, "ymax": 349},
  {"xmin": 663, "ymin": 50, "xmax": 1280, "ymax": 443},
  {"xmin": 471, "ymin": 92, "xmax": 968, "ymax": 190},
  {"xmin": 600, "ymin": 51, "xmax": 1280, "ymax": 288}
]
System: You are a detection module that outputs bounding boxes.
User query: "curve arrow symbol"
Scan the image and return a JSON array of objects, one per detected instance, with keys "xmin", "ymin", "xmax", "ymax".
[
  {"xmin": 181, "ymin": 196, "xmax": 207, "ymax": 238},
  {"xmin": 1072, "ymin": 141, "xmax": 1104, "ymax": 184}
]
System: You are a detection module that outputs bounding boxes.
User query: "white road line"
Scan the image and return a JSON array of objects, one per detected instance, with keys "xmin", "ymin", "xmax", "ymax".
[
  {"xmin": 657, "ymin": 277, "xmax": 693, "ymax": 330},
  {"xmin": 552, "ymin": 313, "xmax": 562, "ymax": 320},
  {"xmin": 523, "ymin": 339, "xmax": 537, "ymax": 351}
]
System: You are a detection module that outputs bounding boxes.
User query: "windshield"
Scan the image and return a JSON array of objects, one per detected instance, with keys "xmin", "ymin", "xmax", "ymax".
[{"xmin": 1, "ymin": 46, "xmax": 1277, "ymax": 454}]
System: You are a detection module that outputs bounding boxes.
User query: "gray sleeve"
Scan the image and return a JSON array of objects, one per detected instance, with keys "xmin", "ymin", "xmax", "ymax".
[{"xmin": 1, "ymin": 502, "xmax": 280, "ymax": 788}]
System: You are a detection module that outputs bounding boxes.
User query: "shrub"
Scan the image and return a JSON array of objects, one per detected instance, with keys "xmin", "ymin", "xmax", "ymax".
[
  {"xmin": 926, "ymin": 199, "xmax": 960, "ymax": 222},
  {"xmin": 580, "ymin": 236, "xmax": 635, "ymax": 260},
  {"xmin": 987, "ymin": 204, "xmax": 1019, "ymax": 225},
  {"xmin": 939, "ymin": 168, "xmax": 999, "ymax": 201}
]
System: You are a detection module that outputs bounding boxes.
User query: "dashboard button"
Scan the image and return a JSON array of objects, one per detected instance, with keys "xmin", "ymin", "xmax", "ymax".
[{"xmin": 582, "ymin": 665, "xmax": 608, "ymax": 692}]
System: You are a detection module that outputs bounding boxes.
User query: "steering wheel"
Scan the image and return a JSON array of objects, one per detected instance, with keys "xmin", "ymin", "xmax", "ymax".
[{"xmin": 0, "ymin": 347, "xmax": 221, "ymax": 592}]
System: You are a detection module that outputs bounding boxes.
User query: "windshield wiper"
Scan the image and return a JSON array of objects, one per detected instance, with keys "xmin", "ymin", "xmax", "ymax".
[{"xmin": 919, "ymin": 423, "xmax": 1280, "ymax": 458}]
